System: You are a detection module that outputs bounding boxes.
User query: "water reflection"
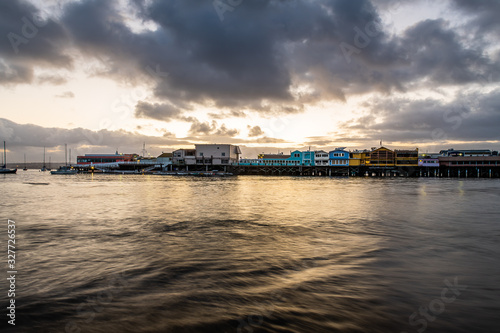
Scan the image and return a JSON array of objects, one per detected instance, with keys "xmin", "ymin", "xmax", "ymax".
[{"xmin": 0, "ymin": 172, "xmax": 499, "ymax": 332}]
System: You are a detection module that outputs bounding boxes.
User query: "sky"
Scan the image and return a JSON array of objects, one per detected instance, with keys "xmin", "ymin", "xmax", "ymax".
[{"xmin": 1, "ymin": 0, "xmax": 499, "ymax": 162}]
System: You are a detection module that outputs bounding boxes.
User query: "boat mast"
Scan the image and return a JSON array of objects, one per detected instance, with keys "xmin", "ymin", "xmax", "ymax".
[
  {"xmin": 65, "ymin": 143, "xmax": 68, "ymax": 166},
  {"xmin": 3, "ymin": 141, "xmax": 6, "ymax": 168},
  {"xmin": 43, "ymin": 146, "xmax": 46, "ymax": 168}
]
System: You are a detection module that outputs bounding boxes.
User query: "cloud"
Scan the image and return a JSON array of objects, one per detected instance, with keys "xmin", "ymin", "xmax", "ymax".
[
  {"xmin": 341, "ymin": 89, "xmax": 500, "ymax": 145},
  {"xmin": 208, "ymin": 110, "xmax": 247, "ymax": 119},
  {"xmin": 188, "ymin": 120, "xmax": 239, "ymax": 137},
  {"xmin": 450, "ymin": 0, "xmax": 500, "ymax": 35},
  {"xmin": 0, "ymin": 117, "xmax": 192, "ymax": 161},
  {"xmin": 134, "ymin": 101, "xmax": 184, "ymax": 121},
  {"xmin": 2, "ymin": 0, "xmax": 499, "ymax": 110},
  {"xmin": 0, "ymin": 1, "xmax": 71, "ymax": 85},
  {"xmin": 399, "ymin": 19, "xmax": 499, "ymax": 85},
  {"xmin": 36, "ymin": 74, "xmax": 68, "ymax": 85},
  {"xmin": 1, "ymin": 0, "xmax": 500, "ymax": 149},
  {"xmin": 55, "ymin": 91, "xmax": 74, "ymax": 98},
  {"xmin": 247, "ymin": 125, "xmax": 264, "ymax": 137}
]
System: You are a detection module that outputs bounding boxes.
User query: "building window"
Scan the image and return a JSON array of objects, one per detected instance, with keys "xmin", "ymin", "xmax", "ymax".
[
  {"xmin": 200, "ymin": 152, "xmax": 204, "ymax": 156},
  {"xmin": 222, "ymin": 152, "xmax": 226, "ymax": 156}
]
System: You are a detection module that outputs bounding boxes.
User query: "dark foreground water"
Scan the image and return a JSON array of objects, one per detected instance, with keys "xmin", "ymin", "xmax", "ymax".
[{"xmin": 1, "ymin": 171, "xmax": 499, "ymax": 333}]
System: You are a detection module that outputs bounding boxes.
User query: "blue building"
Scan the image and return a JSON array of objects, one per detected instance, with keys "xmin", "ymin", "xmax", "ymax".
[
  {"xmin": 329, "ymin": 148, "xmax": 350, "ymax": 166},
  {"xmin": 239, "ymin": 150, "xmax": 320, "ymax": 166},
  {"xmin": 302, "ymin": 151, "xmax": 315, "ymax": 166}
]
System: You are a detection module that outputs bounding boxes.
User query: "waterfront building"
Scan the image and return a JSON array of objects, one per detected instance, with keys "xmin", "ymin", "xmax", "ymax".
[
  {"xmin": 239, "ymin": 158, "xmax": 262, "ymax": 166},
  {"xmin": 439, "ymin": 155, "xmax": 500, "ymax": 177},
  {"xmin": 194, "ymin": 144, "xmax": 241, "ymax": 165},
  {"xmin": 77, "ymin": 152, "xmax": 136, "ymax": 165},
  {"xmin": 301, "ymin": 151, "xmax": 314, "ymax": 166},
  {"xmin": 439, "ymin": 149, "xmax": 494, "ymax": 157},
  {"xmin": 418, "ymin": 153, "xmax": 440, "ymax": 167},
  {"xmin": 172, "ymin": 149, "xmax": 196, "ymax": 165},
  {"xmin": 395, "ymin": 149, "xmax": 419, "ymax": 167},
  {"xmin": 438, "ymin": 156, "xmax": 500, "ymax": 167},
  {"xmin": 314, "ymin": 151, "xmax": 329, "ymax": 166},
  {"xmin": 257, "ymin": 153, "xmax": 291, "ymax": 166},
  {"xmin": 156, "ymin": 153, "xmax": 173, "ymax": 166},
  {"xmin": 329, "ymin": 148, "xmax": 350, "ymax": 166},
  {"xmin": 288, "ymin": 150, "xmax": 303, "ymax": 166},
  {"xmin": 368, "ymin": 147, "xmax": 395, "ymax": 167},
  {"xmin": 349, "ymin": 150, "xmax": 370, "ymax": 166}
]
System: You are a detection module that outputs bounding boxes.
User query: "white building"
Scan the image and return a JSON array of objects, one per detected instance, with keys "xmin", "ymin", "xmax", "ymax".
[
  {"xmin": 172, "ymin": 149, "xmax": 196, "ymax": 165},
  {"xmin": 314, "ymin": 150, "xmax": 329, "ymax": 166},
  {"xmin": 194, "ymin": 144, "xmax": 241, "ymax": 165}
]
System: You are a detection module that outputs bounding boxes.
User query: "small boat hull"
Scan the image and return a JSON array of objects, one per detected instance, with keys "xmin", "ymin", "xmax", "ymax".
[
  {"xmin": 0, "ymin": 168, "xmax": 17, "ymax": 174},
  {"xmin": 51, "ymin": 166, "xmax": 77, "ymax": 175},
  {"xmin": 50, "ymin": 171, "xmax": 77, "ymax": 174}
]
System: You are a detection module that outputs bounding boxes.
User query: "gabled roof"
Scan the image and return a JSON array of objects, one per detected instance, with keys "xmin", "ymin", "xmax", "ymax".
[{"xmin": 372, "ymin": 146, "xmax": 393, "ymax": 152}]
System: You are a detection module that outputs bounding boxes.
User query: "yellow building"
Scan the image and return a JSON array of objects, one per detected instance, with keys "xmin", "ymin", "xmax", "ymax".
[
  {"xmin": 349, "ymin": 150, "xmax": 370, "ymax": 166},
  {"xmin": 368, "ymin": 147, "xmax": 395, "ymax": 167},
  {"xmin": 395, "ymin": 149, "xmax": 419, "ymax": 167}
]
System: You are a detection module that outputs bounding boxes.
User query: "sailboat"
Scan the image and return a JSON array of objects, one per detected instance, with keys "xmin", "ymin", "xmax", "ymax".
[
  {"xmin": 41, "ymin": 147, "xmax": 47, "ymax": 171},
  {"xmin": 51, "ymin": 144, "xmax": 77, "ymax": 175},
  {"xmin": 23, "ymin": 153, "xmax": 28, "ymax": 171},
  {"xmin": 0, "ymin": 141, "xmax": 17, "ymax": 174}
]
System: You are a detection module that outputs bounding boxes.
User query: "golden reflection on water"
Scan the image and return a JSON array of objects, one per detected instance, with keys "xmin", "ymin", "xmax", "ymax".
[{"xmin": 1, "ymin": 172, "xmax": 500, "ymax": 332}]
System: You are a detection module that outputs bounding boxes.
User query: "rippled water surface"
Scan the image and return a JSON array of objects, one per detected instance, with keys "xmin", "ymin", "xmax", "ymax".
[{"xmin": 1, "ymin": 171, "xmax": 500, "ymax": 332}]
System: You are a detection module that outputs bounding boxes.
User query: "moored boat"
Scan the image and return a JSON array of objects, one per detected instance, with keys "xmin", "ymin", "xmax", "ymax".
[
  {"xmin": 51, "ymin": 166, "xmax": 78, "ymax": 175},
  {"xmin": 51, "ymin": 144, "xmax": 77, "ymax": 174},
  {"xmin": 0, "ymin": 141, "xmax": 17, "ymax": 174},
  {"xmin": 41, "ymin": 146, "xmax": 47, "ymax": 171},
  {"xmin": 23, "ymin": 153, "xmax": 28, "ymax": 171}
]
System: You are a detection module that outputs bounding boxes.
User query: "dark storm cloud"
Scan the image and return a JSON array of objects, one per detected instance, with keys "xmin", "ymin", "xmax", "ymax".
[
  {"xmin": 4, "ymin": 0, "xmax": 499, "ymax": 103},
  {"xmin": 56, "ymin": 0, "xmax": 408, "ymax": 111},
  {"xmin": 0, "ymin": 1, "xmax": 71, "ymax": 84},
  {"xmin": 400, "ymin": 19, "xmax": 499, "ymax": 85},
  {"xmin": 451, "ymin": 0, "xmax": 500, "ymax": 34},
  {"xmin": 136, "ymin": 0, "xmax": 497, "ymax": 110},
  {"xmin": 1, "ymin": 0, "xmax": 499, "ymax": 144},
  {"xmin": 342, "ymin": 89, "xmax": 500, "ymax": 144},
  {"xmin": 134, "ymin": 101, "xmax": 184, "ymax": 122},
  {"xmin": 138, "ymin": 0, "xmax": 309, "ymax": 105}
]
